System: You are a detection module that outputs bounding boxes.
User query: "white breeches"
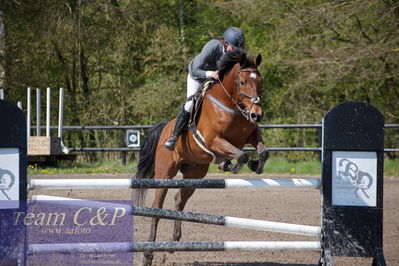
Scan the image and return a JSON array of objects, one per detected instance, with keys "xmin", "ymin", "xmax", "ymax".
[{"xmin": 184, "ymin": 74, "xmax": 201, "ymax": 112}]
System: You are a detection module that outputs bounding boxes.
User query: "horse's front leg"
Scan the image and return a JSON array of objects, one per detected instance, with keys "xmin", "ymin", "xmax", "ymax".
[
  {"xmin": 247, "ymin": 127, "xmax": 269, "ymax": 174},
  {"xmin": 211, "ymin": 136, "xmax": 248, "ymax": 174}
]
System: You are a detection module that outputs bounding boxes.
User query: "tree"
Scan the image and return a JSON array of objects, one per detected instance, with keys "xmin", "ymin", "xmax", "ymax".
[{"xmin": 2, "ymin": 0, "xmax": 398, "ymax": 160}]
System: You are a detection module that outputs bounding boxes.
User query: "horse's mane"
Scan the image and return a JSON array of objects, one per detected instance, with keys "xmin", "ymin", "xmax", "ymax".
[{"xmin": 217, "ymin": 49, "xmax": 257, "ymax": 80}]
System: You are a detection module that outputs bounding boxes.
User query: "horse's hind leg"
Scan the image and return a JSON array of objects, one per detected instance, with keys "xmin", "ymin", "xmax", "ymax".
[
  {"xmin": 172, "ymin": 188, "xmax": 195, "ymax": 242},
  {"xmin": 172, "ymin": 164, "xmax": 209, "ymax": 243},
  {"xmin": 141, "ymin": 149, "xmax": 179, "ymax": 266},
  {"xmin": 140, "ymin": 188, "xmax": 169, "ymax": 266}
]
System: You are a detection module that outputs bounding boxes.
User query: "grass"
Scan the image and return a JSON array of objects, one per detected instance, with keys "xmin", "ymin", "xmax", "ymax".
[
  {"xmin": 28, "ymin": 160, "xmax": 137, "ymax": 175},
  {"xmin": 385, "ymin": 159, "xmax": 399, "ymax": 177},
  {"xmin": 28, "ymin": 157, "xmax": 323, "ymax": 176},
  {"xmin": 28, "ymin": 157, "xmax": 398, "ymax": 177},
  {"xmin": 208, "ymin": 157, "xmax": 322, "ymax": 175}
]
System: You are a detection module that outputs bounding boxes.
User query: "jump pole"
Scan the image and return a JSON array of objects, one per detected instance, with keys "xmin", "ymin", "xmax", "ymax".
[
  {"xmin": 28, "ymin": 241, "xmax": 321, "ymax": 255},
  {"xmin": 33, "ymin": 195, "xmax": 321, "ymax": 237},
  {"xmin": 29, "ymin": 178, "xmax": 321, "ymax": 190}
]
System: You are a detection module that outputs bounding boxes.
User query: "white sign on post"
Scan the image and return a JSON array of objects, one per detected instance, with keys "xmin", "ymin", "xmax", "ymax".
[
  {"xmin": 0, "ymin": 148, "xmax": 20, "ymax": 209},
  {"xmin": 332, "ymin": 151, "xmax": 377, "ymax": 207},
  {"xmin": 125, "ymin": 130, "xmax": 140, "ymax": 148}
]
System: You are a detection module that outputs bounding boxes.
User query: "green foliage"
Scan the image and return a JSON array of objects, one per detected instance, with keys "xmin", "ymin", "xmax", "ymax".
[
  {"xmin": 209, "ymin": 156, "xmax": 322, "ymax": 175},
  {"xmin": 28, "ymin": 157, "xmax": 399, "ymax": 177},
  {"xmin": 28, "ymin": 157, "xmax": 322, "ymax": 175},
  {"xmin": 2, "ymin": 0, "xmax": 398, "ymax": 159},
  {"xmin": 28, "ymin": 159, "xmax": 137, "ymax": 175},
  {"xmin": 385, "ymin": 159, "xmax": 399, "ymax": 177}
]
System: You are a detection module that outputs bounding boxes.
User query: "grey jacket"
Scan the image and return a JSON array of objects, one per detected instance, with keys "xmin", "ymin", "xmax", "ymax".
[{"xmin": 188, "ymin": 39, "xmax": 224, "ymax": 83}]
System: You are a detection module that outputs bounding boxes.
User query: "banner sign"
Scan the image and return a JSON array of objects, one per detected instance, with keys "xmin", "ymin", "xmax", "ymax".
[{"xmin": 332, "ymin": 151, "xmax": 377, "ymax": 207}]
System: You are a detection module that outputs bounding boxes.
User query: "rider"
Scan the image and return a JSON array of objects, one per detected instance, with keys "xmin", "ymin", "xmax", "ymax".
[{"xmin": 163, "ymin": 27, "xmax": 245, "ymax": 151}]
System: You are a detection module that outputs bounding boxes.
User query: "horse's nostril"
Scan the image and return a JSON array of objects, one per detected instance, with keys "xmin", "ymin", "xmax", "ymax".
[{"xmin": 250, "ymin": 113, "xmax": 262, "ymax": 123}]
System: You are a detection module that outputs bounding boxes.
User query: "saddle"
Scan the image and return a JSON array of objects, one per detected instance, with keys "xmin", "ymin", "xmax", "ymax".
[
  {"xmin": 184, "ymin": 79, "xmax": 224, "ymax": 163},
  {"xmin": 187, "ymin": 79, "xmax": 214, "ymax": 127}
]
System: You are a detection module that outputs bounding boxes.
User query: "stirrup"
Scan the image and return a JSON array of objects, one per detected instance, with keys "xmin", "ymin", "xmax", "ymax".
[{"xmin": 163, "ymin": 135, "xmax": 177, "ymax": 151}]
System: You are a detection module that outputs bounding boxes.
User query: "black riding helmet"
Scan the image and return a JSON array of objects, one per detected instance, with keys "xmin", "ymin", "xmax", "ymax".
[{"xmin": 223, "ymin": 27, "xmax": 245, "ymax": 49}]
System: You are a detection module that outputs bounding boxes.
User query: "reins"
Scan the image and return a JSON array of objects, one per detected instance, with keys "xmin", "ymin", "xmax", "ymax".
[{"xmin": 217, "ymin": 67, "xmax": 260, "ymax": 120}]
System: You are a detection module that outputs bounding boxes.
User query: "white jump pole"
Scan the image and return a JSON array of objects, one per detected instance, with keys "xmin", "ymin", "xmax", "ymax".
[
  {"xmin": 30, "ymin": 179, "xmax": 131, "ymax": 189},
  {"xmin": 27, "ymin": 87, "xmax": 31, "ymax": 137},
  {"xmin": 29, "ymin": 178, "xmax": 321, "ymax": 190},
  {"xmin": 36, "ymin": 88, "xmax": 41, "ymax": 136},
  {"xmin": 32, "ymin": 195, "xmax": 321, "ymax": 237},
  {"xmin": 28, "ymin": 241, "xmax": 321, "ymax": 254},
  {"xmin": 58, "ymin": 88, "xmax": 64, "ymax": 138},
  {"xmin": 46, "ymin": 87, "xmax": 50, "ymax": 137}
]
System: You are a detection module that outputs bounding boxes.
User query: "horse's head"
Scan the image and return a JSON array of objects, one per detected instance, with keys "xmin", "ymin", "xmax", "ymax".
[
  {"xmin": 235, "ymin": 53, "xmax": 263, "ymax": 123},
  {"xmin": 217, "ymin": 50, "xmax": 263, "ymax": 123}
]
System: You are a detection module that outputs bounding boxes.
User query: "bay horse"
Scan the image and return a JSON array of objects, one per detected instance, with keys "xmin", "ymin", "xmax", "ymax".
[{"xmin": 134, "ymin": 50, "xmax": 269, "ymax": 266}]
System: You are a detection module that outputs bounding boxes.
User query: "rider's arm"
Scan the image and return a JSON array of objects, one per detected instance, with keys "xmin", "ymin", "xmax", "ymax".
[{"xmin": 189, "ymin": 39, "xmax": 222, "ymax": 81}]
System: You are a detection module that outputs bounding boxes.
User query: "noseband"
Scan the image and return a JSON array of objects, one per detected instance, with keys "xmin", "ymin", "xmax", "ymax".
[{"xmin": 218, "ymin": 67, "xmax": 261, "ymax": 121}]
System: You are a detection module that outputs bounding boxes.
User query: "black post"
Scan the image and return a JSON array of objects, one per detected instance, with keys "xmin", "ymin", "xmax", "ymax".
[
  {"xmin": 0, "ymin": 100, "xmax": 27, "ymax": 265},
  {"xmin": 121, "ymin": 151, "xmax": 127, "ymax": 166},
  {"xmin": 321, "ymin": 102, "xmax": 386, "ymax": 265}
]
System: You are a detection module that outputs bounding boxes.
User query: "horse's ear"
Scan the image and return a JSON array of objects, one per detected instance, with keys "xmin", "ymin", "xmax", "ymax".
[
  {"xmin": 254, "ymin": 54, "xmax": 262, "ymax": 66},
  {"xmin": 239, "ymin": 53, "xmax": 247, "ymax": 66}
]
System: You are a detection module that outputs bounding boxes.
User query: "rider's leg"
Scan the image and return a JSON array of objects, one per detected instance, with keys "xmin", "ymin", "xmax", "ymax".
[
  {"xmin": 163, "ymin": 106, "xmax": 190, "ymax": 151},
  {"xmin": 163, "ymin": 74, "xmax": 201, "ymax": 151}
]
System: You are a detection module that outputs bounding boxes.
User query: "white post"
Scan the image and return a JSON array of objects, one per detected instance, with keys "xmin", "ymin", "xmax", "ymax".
[
  {"xmin": 58, "ymin": 87, "xmax": 69, "ymax": 154},
  {"xmin": 27, "ymin": 87, "xmax": 31, "ymax": 137},
  {"xmin": 17, "ymin": 101, "xmax": 22, "ymax": 109},
  {"xmin": 46, "ymin": 87, "xmax": 50, "ymax": 137},
  {"xmin": 36, "ymin": 88, "xmax": 41, "ymax": 136},
  {"xmin": 0, "ymin": 88, "xmax": 3, "ymax": 99},
  {"xmin": 58, "ymin": 88, "xmax": 64, "ymax": 138}
]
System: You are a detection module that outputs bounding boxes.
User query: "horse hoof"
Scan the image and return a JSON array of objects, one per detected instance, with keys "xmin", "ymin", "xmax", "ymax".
[
  {"xmin": 172, "ymin": 235, "xmax": 181, "ymax": 242},
  {"xmin": 169, "ymin": 236, "xmax": 180, "ymax": 253},
  {"xmin": 218, "ymin": 160, "xmax": 232, "ymax": 172},
  {"xmin": 140, "ymin": 253, "xmax": 153, "ymax": 266},
  {"xmin": 231, "ymin": 164, "xmax": 242, "ymax": 174},
  {"xmin": 259, "ymin": 149, "xmax": 269, "ymax": 161},
  {"xmin": 248, "ymin": 160, "xmax": 259, "ymax": 172}
]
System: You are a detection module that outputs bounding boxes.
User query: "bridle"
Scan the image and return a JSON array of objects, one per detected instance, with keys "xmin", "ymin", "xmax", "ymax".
[{"xmin": 217, "ymin": 67, "xmax": 261, "ymax": 120}]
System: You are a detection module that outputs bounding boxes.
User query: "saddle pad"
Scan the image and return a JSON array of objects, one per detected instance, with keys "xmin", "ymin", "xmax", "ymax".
[{"xmin": 192, "ymin": 129, "xmax": 217, "ymax": 163}]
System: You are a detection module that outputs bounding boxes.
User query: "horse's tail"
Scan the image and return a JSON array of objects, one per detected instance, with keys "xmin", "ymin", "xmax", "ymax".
[{"xmin": 133, "ymin": 121, "xmax": 168, "ymax": 206}]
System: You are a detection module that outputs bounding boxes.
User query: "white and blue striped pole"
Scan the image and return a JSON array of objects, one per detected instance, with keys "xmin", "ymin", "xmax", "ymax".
[{"xmin": 29, "ymin": 178, "xmax": 321, "ymax": 190}]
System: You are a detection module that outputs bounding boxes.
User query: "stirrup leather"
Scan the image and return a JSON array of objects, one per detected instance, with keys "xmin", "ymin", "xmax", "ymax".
[{"xmin": 163, "ymin": 135, "xmax": 177, "ymax": 150}]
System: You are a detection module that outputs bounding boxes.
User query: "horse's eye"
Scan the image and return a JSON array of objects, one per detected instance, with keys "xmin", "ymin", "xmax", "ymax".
[{"xmin": 239, "ymin": 80, "xmax": 245, "ymax": 86}]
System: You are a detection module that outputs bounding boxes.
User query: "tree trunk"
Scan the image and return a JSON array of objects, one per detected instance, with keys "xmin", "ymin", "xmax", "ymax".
[{"xmin": 179, "ymin": 0, "xmax": 185, "ymax": 42}]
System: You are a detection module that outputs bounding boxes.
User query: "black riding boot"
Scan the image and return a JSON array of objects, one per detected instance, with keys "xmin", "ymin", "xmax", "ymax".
[{"xmin": 163, "ymin": 107, "xmax": 190, "ymax": 151}]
